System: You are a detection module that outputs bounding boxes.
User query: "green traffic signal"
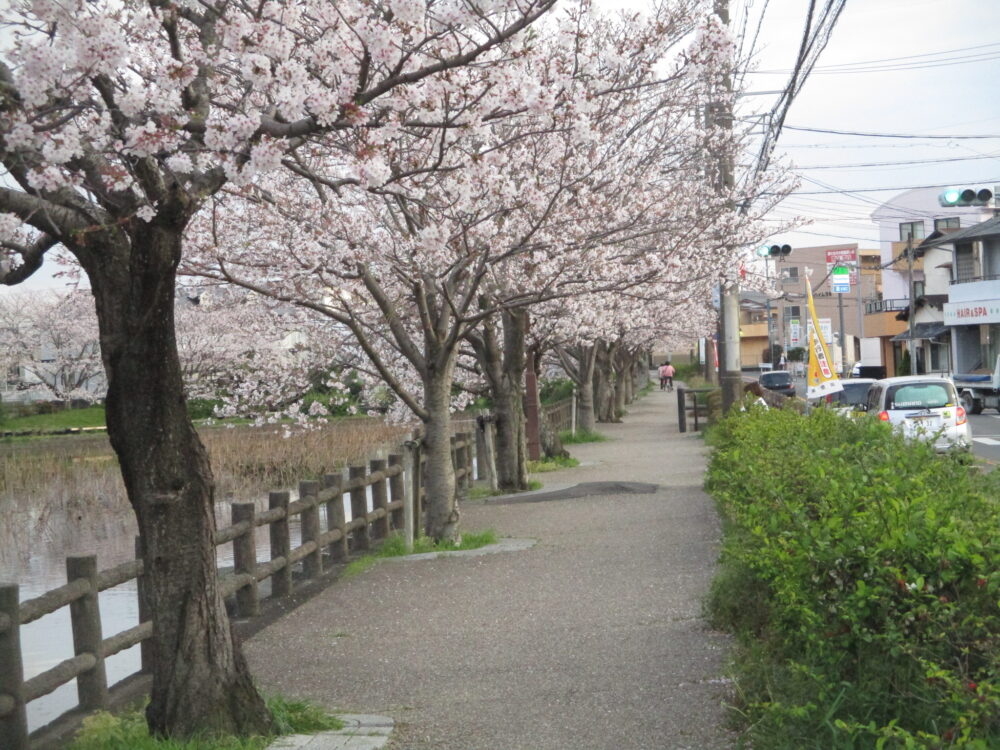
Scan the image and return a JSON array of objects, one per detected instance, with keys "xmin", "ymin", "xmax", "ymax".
[{"xmin": 939, "ymin": 187, "xmax": 993, "ymax": 207}]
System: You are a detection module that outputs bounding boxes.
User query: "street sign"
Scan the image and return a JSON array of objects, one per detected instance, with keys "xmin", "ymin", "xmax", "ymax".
[
  {"xmin": 809, "ymin": 319, "xmax": 834, "ymax": 345},
  {"xmin": 790, "ymin": 319, "xmax": 801, "ymax": 347},
  {"xmin": 826, "ymin": 247, "xmax": 858, "ymax": 285},
  {"xmin": 831, "ymin": 264, "xmax": 851, "ymax": 294}
]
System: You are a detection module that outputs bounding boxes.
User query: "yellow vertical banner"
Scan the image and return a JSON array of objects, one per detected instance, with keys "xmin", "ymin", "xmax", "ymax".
[{"xmin": 805, "ymin": 277, "xmax": 844, "ymax": 400}]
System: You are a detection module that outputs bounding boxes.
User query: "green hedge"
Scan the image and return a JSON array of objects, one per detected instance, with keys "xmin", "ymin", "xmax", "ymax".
[{"xmin": 705, "ymin": 406, "xmax": 1000, "ymax": 748}]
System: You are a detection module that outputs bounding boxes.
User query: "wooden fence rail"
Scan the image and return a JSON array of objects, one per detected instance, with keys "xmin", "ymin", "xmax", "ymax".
[{"xmin": 0, "ymin": 430, "xmax": 478, "ymax": 750}]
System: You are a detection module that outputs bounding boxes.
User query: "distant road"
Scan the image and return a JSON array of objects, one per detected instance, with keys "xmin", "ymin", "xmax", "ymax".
[{"xmin": 969, "ymin": 412, "xmax": 1000, "ymax": 467}]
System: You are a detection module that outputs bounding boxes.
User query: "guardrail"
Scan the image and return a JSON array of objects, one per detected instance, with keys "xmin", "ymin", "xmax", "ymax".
[
  {"xmin": 677, "ymin": 387, "xmax": 715, "ymax": 433},
  {"xmin": 0, "ymin": 429, "xmax": 481, "ymax": 750},
  {"xmin": 865, "ymin": 298, "xmax": 909, "ymax": 314}
]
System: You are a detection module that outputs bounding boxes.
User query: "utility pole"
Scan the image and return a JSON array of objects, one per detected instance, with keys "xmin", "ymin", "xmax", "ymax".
[
  {"xmin": 712, "ymin": 0, "xmax": 742, "ymax": 411},
  {"xmin": 905, "ymin": 236, "xmax": 918, "ymax": 374},
  {"xmin": 837, "ymin": 277, "xmax": 847, "ymax": 376}
]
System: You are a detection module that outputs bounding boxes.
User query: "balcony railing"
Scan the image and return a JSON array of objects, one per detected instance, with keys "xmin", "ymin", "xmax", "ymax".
[
  {"xmin": 953, "ymin": 273, "xmax": 1000, "ymax": 285},
  {"xmin": 865, "ymin": 298, "xmax": 909, "ymax": 315}
]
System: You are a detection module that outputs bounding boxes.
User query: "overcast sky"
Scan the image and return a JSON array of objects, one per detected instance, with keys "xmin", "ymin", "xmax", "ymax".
[{"xmin": 735, "ymin": 0, "xmax": 1000, "ymax": 250}]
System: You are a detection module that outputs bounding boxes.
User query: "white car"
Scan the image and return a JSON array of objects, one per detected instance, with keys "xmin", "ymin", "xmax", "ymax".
[
  {"xmin": 814, "ymin": 378, "xmax": 876, "ymax": 415},
  {"xmin": 862, "ymin": 376, "xmax": 971, "ymax": 452}
]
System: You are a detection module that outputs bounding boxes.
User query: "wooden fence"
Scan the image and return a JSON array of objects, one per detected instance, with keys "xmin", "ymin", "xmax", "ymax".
[
  {"xmin": 542, "ymin": 396, "xmax": 574, "ymax": 436},
  {"xmin": 1, "ymin": 430, "xmax": 483, "ymax": 750}
]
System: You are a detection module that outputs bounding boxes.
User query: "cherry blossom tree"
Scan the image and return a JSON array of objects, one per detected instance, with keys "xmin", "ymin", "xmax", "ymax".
[
  {"xmin": 0, "ymin": 0, "xmax": 556, "ymax": 737},
  {"xmin": 0, "ymin": 288, "xmax": 104, "ymax": 404},
  {"xmin": 183, "ymin": 0, "xmax": 768, "ymax": 530}
]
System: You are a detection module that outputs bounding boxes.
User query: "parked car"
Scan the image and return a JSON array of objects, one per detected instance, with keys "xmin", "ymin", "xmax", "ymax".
[
  {"xmin": 862, "ymin": 376, "xmax": 971, "ymax": 452},
  {"xmin": 759, "ymin": 370, "xmax": 795, "ymax": 397},
  {"xmin": 815, "ymin": 378, "xmax": 876, "ymax": 414}
]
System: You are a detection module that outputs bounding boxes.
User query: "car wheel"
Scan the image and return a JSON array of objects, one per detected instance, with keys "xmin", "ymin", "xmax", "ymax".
[{"xmin": 960, "ymin": 390, "xmax": 983, "ymax": 415}]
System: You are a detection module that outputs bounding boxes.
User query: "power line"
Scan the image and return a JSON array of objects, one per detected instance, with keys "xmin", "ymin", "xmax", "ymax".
[
  {"xmin": 814, "ymin": 41, "xmax": 1000, "ymax": 68},
  {"xmin": 753, "ymin": 41, "xmax": 1000, "ymax": 75},
  {"xmin": 756, "ymin": 52, "xmax": 1000, "ymax": 75},
  {"xmin": 793, "ymin": 154, "xmax": 1000, "ymax": 170},
  {"xmin": 786, "ymin": 179, "xmax": 1000, "ymax": 195},
  {"xmin": 783, "ymin": 125, "xmax": 1000, "ymax": 140}
]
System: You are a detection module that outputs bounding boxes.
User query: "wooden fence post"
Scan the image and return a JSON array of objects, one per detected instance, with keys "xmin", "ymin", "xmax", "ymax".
[
  {"xmin": 451, "ymin": 436, "xmax": 462, "ymax": 498},
  {"xmin": 462, "ymin": 432, "xmax": 473, "ymax": 490},
  {"xmin": 401, "ymin": 443, "xmax": 416, "ymax": 549},
  {"xmin": 323, "ymin": 473, "xmax": 348, "ymax": 562},
  {"xmin": 134, "ymin": 536, "xmax": 154, "ymax": 673},
  {"xmin": 349, "ymin": 465, "xmax": 370, "ymax": 552},
  {"xmin": 388, "ymin": 454, "xmax": 404, "ymax": 531},
  {"xmin": 269, "ymin": 490, "xmax": 292, "ymax": 597},
  {"xmin": 0, "ymin": 584, "xmax": 28, "ymax": 750},
  {"xmin": 66, "ymin": 556, "xmax": 108, "ymax": 711},
  {"xmin": 299, "ymin": 481, "xmax": 322, "ymax": 578},
  {"xmin": 413, "ymin": 433, "xmax": 424, "ymax": 538},
  {"xmin": 231, "ymin": 503, "xmax": 259, "ymax": 617},
  {"xmin": 478, "ymin": 413, "xmax": 498, "ymax": 491},
  {"xmin": 370, "ymin": 459, "xmax": 390, "ymax": 540},
  {"xmin": 475, "ymin": 414, "xmax": 488, "ymax": 480}
]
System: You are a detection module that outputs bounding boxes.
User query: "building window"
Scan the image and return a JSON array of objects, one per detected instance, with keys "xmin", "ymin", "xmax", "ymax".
[
  {"xmin": 930, "ymin": 342, "xmax": 949, "ymax": 372},
  {"xmin": 934, "ymin": 217, "xmax": 960, "ymax": 232},
  {"xmin": 955, "ymin": 244, "xmax": 977, "ymax": 281},
  {"xmin": 899, "ymin": 221, "xmax": 925, "ymax": 241},
  {"xmin": 784, "ymin": 305, "xmax": 801, "ymax": 318},
  {"xmin": 912, "ymin": 280, "xmax": 925, "ymax": 298}
]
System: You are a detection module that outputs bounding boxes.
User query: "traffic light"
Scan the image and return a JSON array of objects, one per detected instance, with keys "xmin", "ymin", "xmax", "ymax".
[
  {"xmin": 767, "ymin": 244, "xmax": 792, "ymax": 257},
  {"xmin": 939, "ymin": 187, "xmax": 994, "ymax": 207}
]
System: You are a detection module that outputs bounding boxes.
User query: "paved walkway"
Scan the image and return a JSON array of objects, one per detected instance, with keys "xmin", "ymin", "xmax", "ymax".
[{"xmin": 249, "ymin": 385, "xmax": 734, "ymax": 750}]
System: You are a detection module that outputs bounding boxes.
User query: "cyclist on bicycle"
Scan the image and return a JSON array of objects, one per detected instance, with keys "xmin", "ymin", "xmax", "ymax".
[{"xmin": 658, "ymin": 361, "xmax": 675, "ymax": 391}]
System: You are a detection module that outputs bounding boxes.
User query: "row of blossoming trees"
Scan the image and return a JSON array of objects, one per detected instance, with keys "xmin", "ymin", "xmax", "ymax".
[{"xmin": 0, "ymin": 0, "xmax": 789, "ymax": 740}]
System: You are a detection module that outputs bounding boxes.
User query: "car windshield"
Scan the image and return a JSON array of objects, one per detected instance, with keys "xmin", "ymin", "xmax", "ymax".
[
  {"xmin": 761, "ymin": 372, "xmax": 791, "ymax": 385},
  {"xmin": 834, "ymin": 382, "xmax": 871, "ymax": 406},
  {"xmin": 886, "ymin": 382, "xmax": 954, "ymax": 410}
]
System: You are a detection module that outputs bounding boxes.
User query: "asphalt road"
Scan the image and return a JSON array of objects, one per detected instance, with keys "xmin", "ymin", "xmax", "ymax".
[{"xmin": 968, "ymin": 411, "xmax": 1000, "ymax": 465}]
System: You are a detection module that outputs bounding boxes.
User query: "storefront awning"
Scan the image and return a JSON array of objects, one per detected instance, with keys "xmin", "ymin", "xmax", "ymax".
[{"xmin": 891, "ymin": 322, "xmax": 949, "ymax": 343}]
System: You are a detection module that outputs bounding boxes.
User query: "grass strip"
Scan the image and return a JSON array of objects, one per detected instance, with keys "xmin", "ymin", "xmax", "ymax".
[
  {"xmin": 69, "ymin": 696, "xmax": 343, "ymax": 750},
  {"xmin": 527, "ymin": 455, "xmax": 579, "ymax": 473},
  {"xmin": 559, "ymin": 429, "xmax": 608, "ymax": 444},
  {"xmin": 343, "ymin": 529, "xmax": 498, "ymax": 577}
]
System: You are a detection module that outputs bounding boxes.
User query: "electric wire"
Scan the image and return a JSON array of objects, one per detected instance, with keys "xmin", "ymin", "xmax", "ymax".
[
  {"xmin": 783, "ymin": 125, "xmax": 1000, "ymax": 140},
  {"xmin": 793, "ymin": 154, "xmax": 1000, "ymax": 170},
  {"xmin": 754, "ymin": 41, "xmax": 1000, "ymax": 74}
]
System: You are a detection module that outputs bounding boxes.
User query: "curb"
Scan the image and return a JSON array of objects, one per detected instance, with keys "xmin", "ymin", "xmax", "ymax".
[
  {"xmin": 380, "ymin": 537, "xmax": 537, "ymax": 563},
  {"xmin": 267, "ymin": 714, "xmax": 393, "ymax": 750}
]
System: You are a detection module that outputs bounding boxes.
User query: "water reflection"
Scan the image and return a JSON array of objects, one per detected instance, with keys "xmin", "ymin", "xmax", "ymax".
[{"xmin": 2, "ymin": 481, "xmax": 373, "ymax": 732}]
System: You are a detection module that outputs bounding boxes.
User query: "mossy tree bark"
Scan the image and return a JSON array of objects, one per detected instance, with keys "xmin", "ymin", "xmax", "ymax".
[{"xmin": 82, "ymin": 219, "xmax": 272, "ymax": 739}]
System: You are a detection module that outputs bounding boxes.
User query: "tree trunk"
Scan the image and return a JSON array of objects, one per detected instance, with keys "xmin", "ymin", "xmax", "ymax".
[
  {"xmin": 594, "ymin": 341, "xmax": 616, "ymax": 423},
  {"xmin": 468, "ymin": 311, "xmax": 529, "ymax": 492},
  {"xmin": 576, "ymin": 345, "xmax": 597, "ymax": 433},
  {"xmin": 612, "ymin": 348, "xmax": 628, "ymax": 416},
  {"xmin": 493, "ymin": 380, "xmax": 528, "ymax": 490},
  {"xmin": 631, "ymin": 356, "xmax": 643, "ymax": 396},
  {"xmin": 421, "ymin": 357, "xmax": 460, "ymax": 542},
  {"xmin": 88, "ymin": 223, "xmax": 271, "ymax": 738}
]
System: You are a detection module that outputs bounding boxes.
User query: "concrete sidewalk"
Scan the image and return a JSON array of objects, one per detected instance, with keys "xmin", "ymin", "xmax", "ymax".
[{"xmin": 247, "ymin": 386, "xmax": 734, "ymax": 750}]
